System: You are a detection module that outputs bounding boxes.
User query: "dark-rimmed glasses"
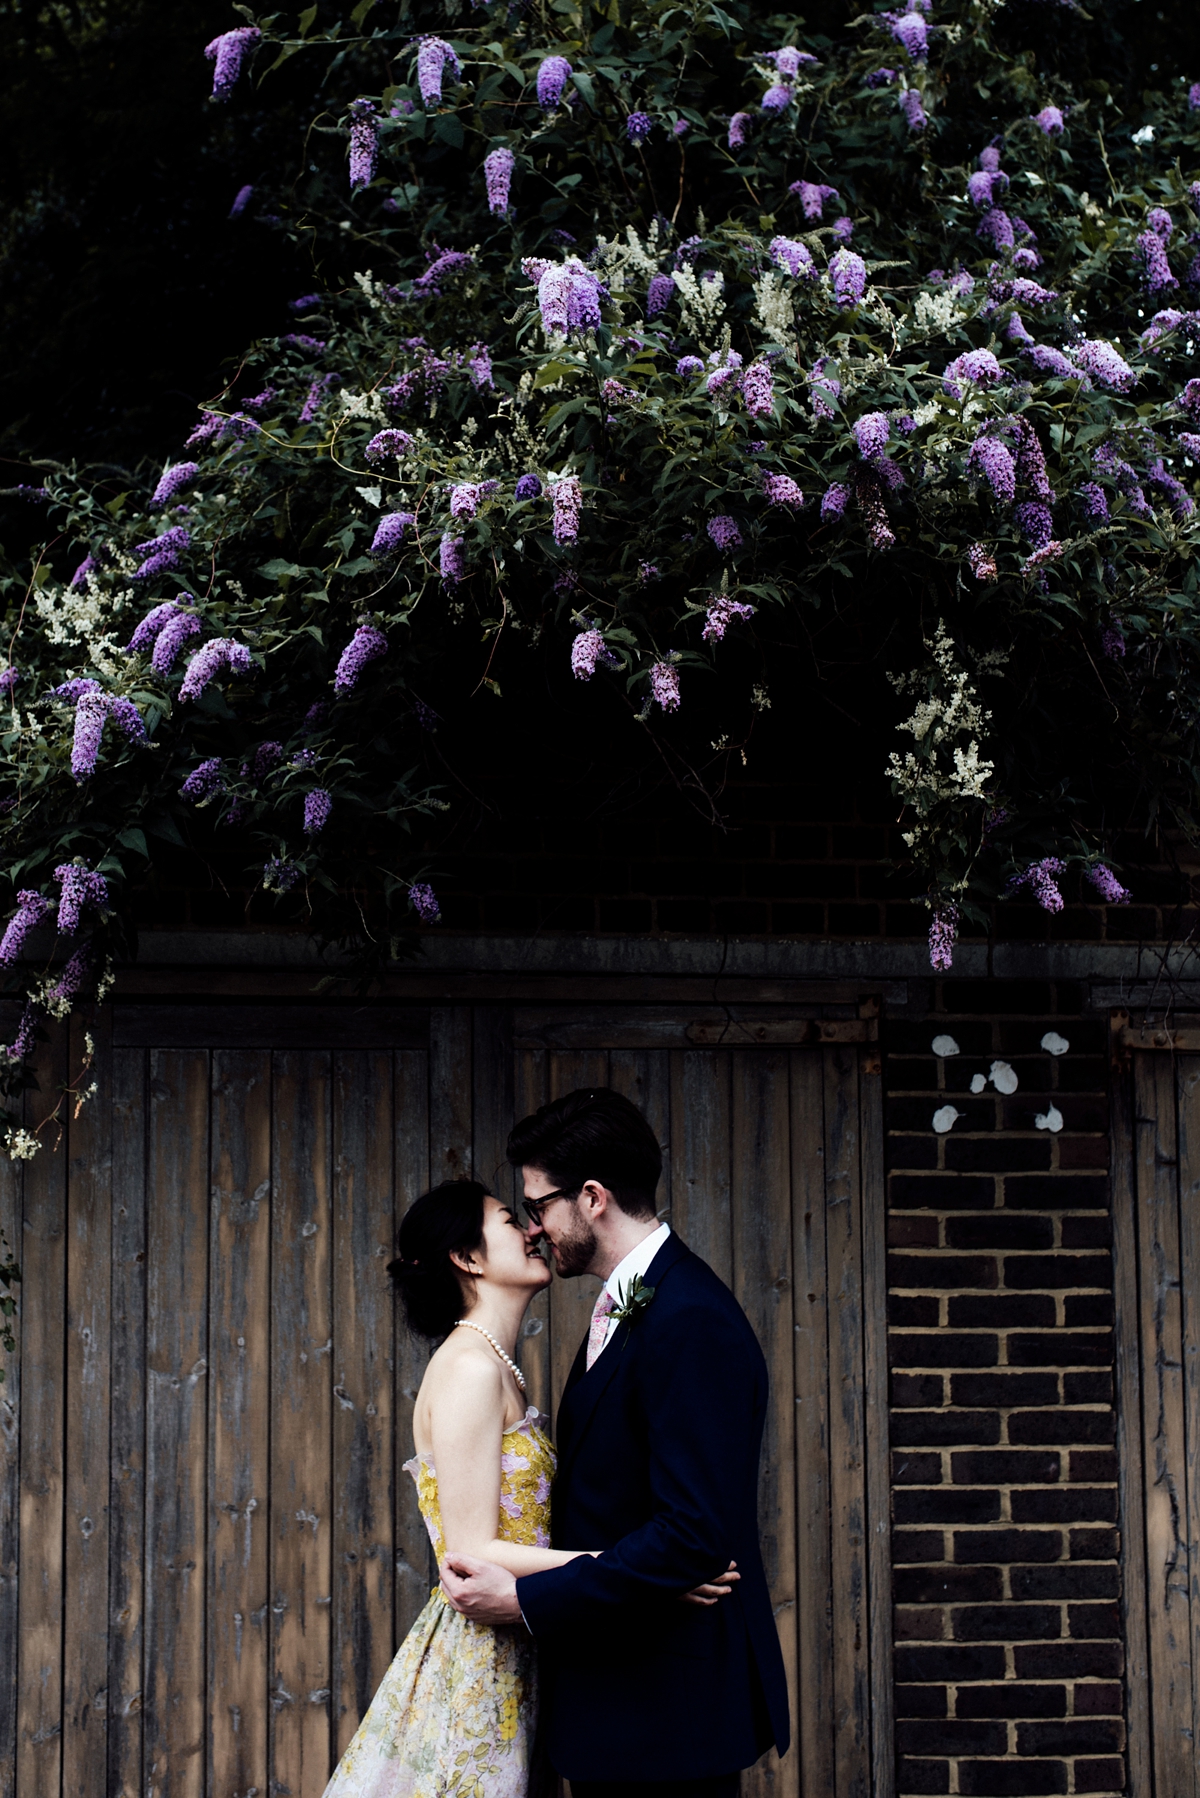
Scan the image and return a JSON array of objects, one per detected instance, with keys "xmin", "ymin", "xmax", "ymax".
[{"xmin": 522, "ymin": 1186, "xmax": 580, "ymax": 1227}]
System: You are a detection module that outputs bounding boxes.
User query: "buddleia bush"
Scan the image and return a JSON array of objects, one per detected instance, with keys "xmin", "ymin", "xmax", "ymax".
[{"xmin": 3, "ymin": 0, "xmax": 1200, "ymax": 1158}]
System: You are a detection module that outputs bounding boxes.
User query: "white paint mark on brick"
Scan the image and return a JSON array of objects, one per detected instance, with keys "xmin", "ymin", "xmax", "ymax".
[
  {"xmin": 932, "ymin": 1034, "xmax": 960, "ymax": 1057},
  {"xmin": 932, "ymin": 1104, "xmax": 961, "ymax": 1133},
  {"xmin": 989, "ymin": 1059, "xmax": 1019, "ymax": 1093},
  {"xmin": 1035, "ymin": 1103, "xmax": 1064, "ymax": 1132},
  {"xmin": 970, "ymin": 1073, "xmax": 987, "ymax": 1093},
  {"xmin": 1041, "ymin": 1031, "xmax": 1070, "ymax": 1055}
]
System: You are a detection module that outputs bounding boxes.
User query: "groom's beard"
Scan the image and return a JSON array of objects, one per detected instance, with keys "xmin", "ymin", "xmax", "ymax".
[{"xmin": 550, "ymin": 1216, "xmax": 598, "ymax": 1278}]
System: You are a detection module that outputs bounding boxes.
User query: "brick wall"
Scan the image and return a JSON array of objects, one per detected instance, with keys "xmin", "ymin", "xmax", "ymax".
[{"xmin": 885, "ymin": 982, "xmax": 1123, "ymax": 1798}]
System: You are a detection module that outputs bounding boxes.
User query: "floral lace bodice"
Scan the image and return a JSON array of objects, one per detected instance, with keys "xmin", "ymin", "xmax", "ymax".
[{"xmin": 404, "ymin": 1406, "xmax": 556, "ymax": 1564}]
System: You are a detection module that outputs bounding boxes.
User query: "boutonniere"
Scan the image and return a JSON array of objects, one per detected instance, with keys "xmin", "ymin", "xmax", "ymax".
[{"xmin": 611, "ymin": 1273, "xmax": 655, "ymax": 1333}]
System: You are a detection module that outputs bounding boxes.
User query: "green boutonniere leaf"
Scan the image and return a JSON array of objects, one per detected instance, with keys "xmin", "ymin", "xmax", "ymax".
[{"xmin": 611, "ymin": 1273, "xmax": 656, "ymax": 1333}]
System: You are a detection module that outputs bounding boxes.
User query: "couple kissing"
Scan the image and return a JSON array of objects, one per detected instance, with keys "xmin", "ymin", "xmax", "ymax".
[{"xmin": 322, "ymin": 1086, "xmax": 789, "ymax": 1798}]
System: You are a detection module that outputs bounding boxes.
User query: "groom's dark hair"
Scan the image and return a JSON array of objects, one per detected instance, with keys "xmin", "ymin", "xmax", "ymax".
[{"xmin": 507, "ymin": 1088, "xmax": 662, "ymax": 1221}]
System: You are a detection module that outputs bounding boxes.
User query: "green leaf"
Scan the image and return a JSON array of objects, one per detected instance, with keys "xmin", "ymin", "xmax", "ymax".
[
  {"xmin": 116, "ymin": 828, "xmax": 149, "ymax": 859},
  {"xmin": 297, "ymin": 4, "xmax": 318, "ymax": 35}
]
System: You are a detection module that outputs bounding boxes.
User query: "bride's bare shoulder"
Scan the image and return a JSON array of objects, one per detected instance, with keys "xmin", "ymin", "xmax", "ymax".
[{"xmin": 412, "ymin": 1330, "xmax": 505, "ymax": 1446}]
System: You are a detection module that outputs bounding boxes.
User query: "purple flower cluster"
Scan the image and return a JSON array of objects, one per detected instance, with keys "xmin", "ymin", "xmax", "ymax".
[
  {"xmin": 650, "ymin": 663, "xmax": 681, "ymax": 712},
  {"xmin": 968, "ymin": 435, "xmax": 1016, "ymax": 503},
  {"xmin": 727, "ymin": 112, "xmax": 751, "ymax": 149},
  {"xmin": 1101, "ymin": 625, "xmax": 1125, "ymax": 659},
  {"xmin": 943, "ymin": 348, "xmax": 1003, "ymax": 397},
  {"xmin": 514, "ymin": 473, "xmax": 542, "ymax": 500},
  {"xmin": 412, "ymin": 249, "xmax": 475, "ymax": 296},
  {"xmin": 299, "ymin": 375, "xmax": 336, "ymax": 423},
  {"xmin": 977, "ymin": 208, "xmax": 1015, "ymax": 252},
  {"xmin": 535, "ymin": 259, "xmax": 605, "ymax": 337},
  {"xmin": 1077, "ymin": 481, "xmax": 1109, "ymax": 525},
  {"xmin": 127, "ymin": 599, "xmax": 201, "ymax": 673},
  {"xmin": 821, "ymin": 483, "xmax": 851, "ymax": 520},
  {"xmin": 0, "ymin": 891, "xmax": 50, "ymax": 965},
  {"xmin": 1033, "ymin": 105, "xmax": 1064, "ymax": 134},
  {"xmin": 264, "ymin": 858, "xmax": 302, "ymax": 895},
  {"xmin": 1147, "ymin": 459, "xmax": 1195, "ymax": 519},
  {"xmin": 928, "ymin": 903, "xmax": 958, "ymax": 972},
  {"xmin": 626, "ymin": 111, "xmax": 653, "ymax": 144},
  {"xmin": 1086, "ymin": 865, "xmax": 1130, "ymax": 903},
  {"xmin": 769, "ymin": 236, "xmax": 816, "ymax": 280},
  {"xmin": 829, "ymin": 248, "xmax": 867, "ymax": 307},
  {"xmin": 536, "ymin": 55, "xmax": 572, "ymax": 109},
  {"xmin": 831, "ymin": 217, "xmax": 854, "ymax": 244},
  {"xmin": 1147, "ymin": 207, "xmax": 1172, "ymax": 238},
  {"xmin": 675, "ymin": 355, "xmax": 704, "ymax": 378},
  {"xmin": 365, "ymin": 429, "xmax": 414, "ymax": 463},
  {"xmin": 890, "ymin": 9, "xmax": 928, "ymax": 58},
  {"xmin": 410, "ymin": 882, "xmax": 441, "ymax": 922},
  {"xmin": 899, "ymin": 88, "xmax": 927, "ymax": 132},
  {"xmin": 551, "ymin": 474, "xmax": 583, "ymax": 544},
  {"xmin": 810, "ymin": 360, "xmax": 842, "ymax": 419},
  {"xmin": 702, "ymin": 597, "xmax": 756, "ymax": 642},
  {"xmin": 741, "ymin": 362, "xmax": 774, "ymax": 420},
  {"xmin": 484, "ymin": 147, "xmax": 515, "ymax": 213},
  {"xmin": 865, "ymin": 68, "xmax": 896, "ymax": 87},
  {"xmin": 707, "ymin": 515, "xmax": 742, "ymax": 550},
  {"xmin": 602, "ymin": 378, "xmax": 642, "ymax": 408},
  {"xmin": 1014, "ymin": 502, "xmax": 1054, "ymax": 549},
  {"xmin": 417, "ymin": 38, "xmax": 461, "ymax": 106},
  {"xmin": 335, "ymin": 623, "xmax": 387, "ymax": 694},
  {"xmin": 1029, "ymin": 344, "xmax": 1084, "ymax": 382},
  {"xmin": 180, "ymin": 758, "xmax": 225, "ymax": 802},
  {"xmin": 1181, "ymin": 379, "xmax": 1200, "ymax": 418},
  {"xmin": 571, "ymin": 630, "xmax": 611, "ymax": 680},
  {"xmin": 1010, "ymin": 857, "xmax": 1066, "ymax": 912},
  {"xmin": 70, "ymin": 554, "xmax": 97, "ymax": 589},
  {"xmin": 762, "ymin": 473, "xmax": 804, "ymax": 508},
  {"xmin": 0, "ymin": 1002, "xmax": 38, "ymax": 1060},
  {"xmin": 761, "ymin": 85, "xmax": 793, "ymax": 113},
  {"xmin": 853, "ymin": 412, "xmax": 890, "ymax": 459},
  {"xmin": 132, "ymin": 524, "xmax": 190, "ymax": 581},
  {"xmin": 646, "ymin": 273, "xmax": 674, "ymax": 317},
  {"xmin": 1072, "ymin": 340, "xmax": 1135, "ymax": 391},
  {"xmin": 968, "ymin": 169, "xmax": 1007, "ymax": 208},
  {"xmin": 48, "ymin": 944, "xmax": 93, "ymax": 1011},
  {"xmin": 370, "ymin": 512, "xmax": 416, "ymax": 557},
  {"xmin": 283, "ymin": 334, "xmax": 327, "ymax": 354},
  {"xmin": 55, "ymin": 861, "xmax": 108, "ymax": 933},
  {"xmin": 967, "ymin": 543, "xmax": 998, "ymax": 583},
  {"xmin": 792, "ymin": 181, "xmax": 840, "ymax": 220},
  {"xmin": 303, "ymin": 790, "xmax": 332, "ymax": 835},
  {"xmin": 1179, "ymin": 433, "xmax": 1200, "ymax": 459},
  {"xmin": 440, "ymin": 535, "xmax": 466, "ymax": 583},
  {"xmin": 450, "ymin": 484, "xmax": 482, "ymax": 521},
  {"xmin": 349, "ymin": 100, "xmax": 378, "ymax": 193},
  {"xmin": 1139, "ymin": 231, "xmax": 1177, "ymax": 294},
  {"xmin": 205, "ymin": 27, "xmax": 261, "ymax": 102},
  {"xmin": 178, "ymin": 638, "xmax": 252, "ymax": 702},
  {"xmin": 1190, "ymin": 82, "xmax": 1200, "ymax": 110},
  {"xmin": 1006, "ymin": 312, "xmax": 1034, "ymax": 346},
  {"xmin": 151, "ymin": 462, "xmax": 199, "ymax": 507},
  {"xmin": 69, "ymin": 689, "xmax": 146, "ymax": 780}
]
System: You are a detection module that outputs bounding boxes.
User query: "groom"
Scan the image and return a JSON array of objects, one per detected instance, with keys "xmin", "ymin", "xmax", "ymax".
[{"xmin": 441, "ymin": 1087, "xmax": 790, "ymax": 1798}]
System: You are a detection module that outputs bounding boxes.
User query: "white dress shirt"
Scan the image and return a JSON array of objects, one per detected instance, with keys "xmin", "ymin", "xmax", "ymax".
[{"xmin": 592, "ymin": 1221, "xmax": 671, "ymax": 1362}]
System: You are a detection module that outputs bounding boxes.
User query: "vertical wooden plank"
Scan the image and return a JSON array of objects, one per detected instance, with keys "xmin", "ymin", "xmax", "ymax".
[
  {"xmin": 430, "ymin": 1006, "xmax": 472, "ymax": 1184},
  {"xmin": 824, "ymin": 1045, "xmax": 871, "ymax": 1798},
  {"xmin": 209, "ymin": 1051, "xmax": 271, "ymax": 1798},
  {"xmin": 668, "ymin": 1050, "xmax": 732, "ymax": 1281},
  {"xmin": 393, "ymin": 1050, "xmax": 431, "ymax": 1645},
  {"xmin": 790, "ymin": 1051, "xmax": 833, "ymax": 1798},
  {"xmin": 1135, "ymin": 1051, "xmax": 1198, "ymax": 1798},
  {"xmin": 17, "ymin": 1024, "xmax": 69, "ymax": 1798},
  {"xmin": 1177, "ymin": 1056, "xmax": 1200, "ymax": 1798},
  {"xmin": 144, "ymin": 1049, "xmax": 210, "ymax": 1798},
  {"xmin": 731, "ymin": 1051, "xmax": 797, "ymax": 1798},
  {"xmin": 1111, "ymin": 1052, "xmax": 1151, "ymax": 1798},
  {"xmin": 608, "ymin": 1050, "xmax": 671, "ymax": 1223},
  {"xmin": 547, "ymin": 1052, "xmax": 608, "ymax": 1419},
  {"xmin": 62, "ymin": 1007, "xmax": 113, "ymax": 1798},
  {"xmin": 271, "ymin": 1051, "xmax": 333, "ymax": 1798},
  {"xmin": 473, "ymin": 1007, "xmax": 514, "ymax": 1203},
  {"xmin": 108, "ymin": 1048, "xmax": 146, "ymax": 1798},
  {"xmin": 512, "ymin": 1049, "xmax": 550, "ymax": 1423},
  {"xmin": 858, "ymin": 1044, "xmax": 894, "ymax": 1798},
  {"xmin": 332, "ymin": 1050, "xmax": 395, "ymax": 1755},
  {"xmin": 0, "ymin": 1071, "xmax": 23, "ymax": 1798}
]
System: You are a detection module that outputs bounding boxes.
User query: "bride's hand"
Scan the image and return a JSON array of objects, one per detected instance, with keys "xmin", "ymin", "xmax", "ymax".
[{"xmin": 681, "ymin": 1560, "xmax": 739, "ymax": 1607}]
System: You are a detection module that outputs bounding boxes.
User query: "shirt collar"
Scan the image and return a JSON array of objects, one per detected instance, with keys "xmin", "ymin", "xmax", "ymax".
[{"xmin": 604, "ymin": 1221, "xmax": 671, "ymax": 1304}]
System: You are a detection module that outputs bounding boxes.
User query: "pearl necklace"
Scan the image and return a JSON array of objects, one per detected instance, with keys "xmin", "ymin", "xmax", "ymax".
[{"xmin": 455, "ymin": 1319, "xmax": 527, "ymax": 1391}]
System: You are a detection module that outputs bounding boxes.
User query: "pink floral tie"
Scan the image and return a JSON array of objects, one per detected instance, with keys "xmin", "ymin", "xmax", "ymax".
[{"xmin": 586, "ymin": 1290, "xmax": 616, "ymax": 1370}]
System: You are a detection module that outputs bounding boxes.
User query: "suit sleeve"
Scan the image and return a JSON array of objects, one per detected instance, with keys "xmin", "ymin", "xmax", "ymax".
[{"xmin": 516, "ymin": 1299, "xmax": 764, "ymax": 1634}]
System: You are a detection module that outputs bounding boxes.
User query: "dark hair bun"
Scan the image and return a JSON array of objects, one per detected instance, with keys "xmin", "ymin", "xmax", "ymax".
[{"xmin": 388, "ymin": 1178, "xmax": 489, "ymax": 1339}]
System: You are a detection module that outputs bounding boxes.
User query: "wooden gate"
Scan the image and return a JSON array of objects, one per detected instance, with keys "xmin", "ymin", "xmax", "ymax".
[
  {"xmin": 0, "ymin": 997, "xmax": 892, "ymax": 1798},
  {"xmin": 1111, "ymin": 1016, "xmax": 1200, "ymax": 1798}
]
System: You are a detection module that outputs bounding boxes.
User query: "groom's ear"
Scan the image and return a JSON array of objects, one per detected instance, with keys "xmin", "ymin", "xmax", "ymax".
[{"xmin": 579, "ymin": 1179, "xmax": 611, "ymax": 1217}]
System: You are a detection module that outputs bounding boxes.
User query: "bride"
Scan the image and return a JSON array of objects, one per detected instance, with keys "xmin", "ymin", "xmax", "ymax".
[{"xmin": 322, "ymin": 1178, "xmax": 732, "ymax": 1798}]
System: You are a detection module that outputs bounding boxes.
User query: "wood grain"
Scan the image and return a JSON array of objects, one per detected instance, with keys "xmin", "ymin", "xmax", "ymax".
[
  {"xmin": 17, "ymin": 1026, "xmax": 69, "ymax": 1798},
  {"xmin": 1111, "ymin": 1054, "xmax": 1151, "ymax": 1798},
  {"xmin": 732, "ymin": 1051, "xmax": 797, "ymax": 1798},
  {"xmin": 547, "ymin": 1052, "xmax": 607, "ymax": 1418},
  {"xmin": 393, "ymin": 1050, "xmax": 432, "ymax": 1642},
  {"xmin": 333, "ymin": 1050, "xmax": 395, "ymax": 1755},
  {"xmin": 63, "ymin": 1008, "xmax": 113, "ymax": 1798},
  {"xmin": 144, "ymin": 1049, "xmax": 210, "ymax": 1798},
  {"xmin": 668, "ymin": 1050, "xmax": 732, "ymax": 1281},
  {"xmin": 0, "ymin": 1064, "xmax": 22, "ymax": 1798},
  {"xmin": 858, "ymin": 1046, "xmax": 894, "ymax": 1798},
  {"xmin": 512, "ymin": 1049, "xmax": 551, "ymax": 1422},
  {"xmin": 1177, "ymin": 1056, "xmax": 1200, "ymax": 1798},
  {"xmin": 208, "ymin": 1049, "xmax": 271, "ymax": 1798},
  {"xmin": 271, "ymin": 1051, "xmax": 334, "ymax": 1798},
  {"xmin": 108, "ymin": 1048, "xmax": 147, "ymax": 1798},
  {"xmin": 429, "ymin": 1006, "xmax": 472, "ymax": 1184}
]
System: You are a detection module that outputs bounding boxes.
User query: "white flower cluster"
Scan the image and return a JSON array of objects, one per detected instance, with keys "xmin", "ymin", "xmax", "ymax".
[
  {"xmin": 3, "ymin": 1126, "xmax": 39, "ymax": 1161},
  {"xmin": 671, "ymin": 265, "xmax": 726, "ymax": 345},
  {"xmin": 912, "ymin": 289, "xmax": 967, "ymax": 337},
  {"xmin": 887, "ymin": 622, "xmax": 995, "ymax": 845},
  {"xmin": 34, "ymin": 572, "xmax": 130, "ymax": 677},
  {"xmin": 338, "ymin": 387, "xmax": 387, "ymax": 421},
  {"xmin": 752, "ymin": 271, "xmax": 795, "ymax": 345}
]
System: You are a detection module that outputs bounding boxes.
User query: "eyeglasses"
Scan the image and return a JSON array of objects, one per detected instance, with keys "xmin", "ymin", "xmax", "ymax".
[{"xmin": 523, "ymin": 1186, "xmax": 579, "ymax": 1226}]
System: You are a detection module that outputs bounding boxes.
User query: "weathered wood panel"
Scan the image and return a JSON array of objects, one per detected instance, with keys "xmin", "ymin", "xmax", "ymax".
[
  {"xmin": 63, "ymin": 1009, "xmax": 113, "ymax": 1798},
  {"xmin": 108, "ymin": 1050, "xmax": 146, "ymax": 1798},
  {"xmin": 144, "ymin": 1050, "xmax": 210, "ymax": 1798},
  {"xmin": 547, "ymin": 1051, "xmax": 608, "ymax": 1419},
  {"xmin": 271, "ymin": 1051, "xmax": 334, "ymax": 1798},
  {"xmin": 332, "ymin": 1050, "xmax": 395, "ymax": 1756},
  {"xmin": 512, "ymin": 1048, "xmax": 551, "ymax": 1421},
  {"xmin": 0, "ymin": 1073, "xmax": 22, "ymax": 1798},
  {"xmin": 208, "ymin": 1049, "xmax": 271, "ymax": 1798},
  {"xmin": 393, "ymin": 1050, "xmax": 432, "ymax": 1642},
  {"xmin": 18, "ymin": 1029, "xmax": 69, "ymax": 1798}
]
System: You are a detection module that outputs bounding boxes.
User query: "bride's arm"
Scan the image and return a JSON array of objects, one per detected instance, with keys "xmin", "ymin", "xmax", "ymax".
[{"xmin": 432, "ymin": 1354, "xmax": 595, "ymax": 1577}]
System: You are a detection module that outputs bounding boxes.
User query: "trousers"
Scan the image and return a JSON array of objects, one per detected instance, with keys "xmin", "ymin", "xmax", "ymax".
[{"xmin": 571, "ymin": 1779, "xmax": 740, "ymax": 1798}]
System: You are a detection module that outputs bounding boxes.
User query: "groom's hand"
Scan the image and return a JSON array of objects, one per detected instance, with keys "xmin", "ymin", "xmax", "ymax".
[
  {"xmin": 682, "ymin": 1560, "xmax": 740, "ymax": 1607},
  {"xmin": 441, "ymin": 1554, "xmax": 523, "ymax": 1625}
]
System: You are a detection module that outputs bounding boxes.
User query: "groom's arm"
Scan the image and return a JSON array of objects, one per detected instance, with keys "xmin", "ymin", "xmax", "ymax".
[{"xmin": 515, "ymin": 1301, "xmax": 764, "ymax": 1635}]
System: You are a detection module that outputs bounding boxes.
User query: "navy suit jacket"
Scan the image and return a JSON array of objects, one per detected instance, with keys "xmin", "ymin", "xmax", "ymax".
[{"xmin": 515, "ymin": 1233, "xmax": 790, "ymax": 1782}]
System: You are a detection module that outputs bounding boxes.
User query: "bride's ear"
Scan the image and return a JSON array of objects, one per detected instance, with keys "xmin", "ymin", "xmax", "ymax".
[{"xmin": 449, "ymin": 1247, "xmax": 485, "ymax": 1278}]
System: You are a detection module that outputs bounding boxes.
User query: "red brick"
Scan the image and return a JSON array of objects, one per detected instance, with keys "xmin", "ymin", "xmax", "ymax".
[
  {"xmin": 889, "ymin": 1213, "xmax": 941, "ymax": 1246},
  {"xmin": 952, "ymin": 1604, "xmax": 1062, "ymax": 1641},
  {"xmin": 895, "ymin": 1607, "xmax": 947, "ymax": 1640},
  {"xmin": 895, "ymin": 1684, "xmax": 949, "ymax": 1717},
  {"xmin": 956, "ymin": 1684, "xmax": 1066, "ymax": 1718},
  {"xmin": 896, "ymin": 1758, "xmax": 951, "ymax": 1794},
  {"xmin": 1073, "ymin": 1759, "xmax": 1125, "ymax": 1794},
  {"xmin": 1072, "ymin": 1682, "xmax": 1123, "ymax": 1715},
  {"xmin": 893, "ymin": 1531, "xmax": 947, "ymax": 1563},
  {"xmin": 957, "ymin": 1759, "xmax": 1067, "ymax": 1795}
]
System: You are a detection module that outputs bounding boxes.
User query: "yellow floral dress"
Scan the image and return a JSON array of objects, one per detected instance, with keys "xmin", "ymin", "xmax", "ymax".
[{"xmin": 322, "ymin": 1407, "xmax": 555, "ymax": 1798}]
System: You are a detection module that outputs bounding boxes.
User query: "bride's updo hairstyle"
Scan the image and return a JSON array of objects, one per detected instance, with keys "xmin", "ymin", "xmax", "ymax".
[{"xmin": 387, "ymin": 1178, "xmax": 489, "ymax": 1339}]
